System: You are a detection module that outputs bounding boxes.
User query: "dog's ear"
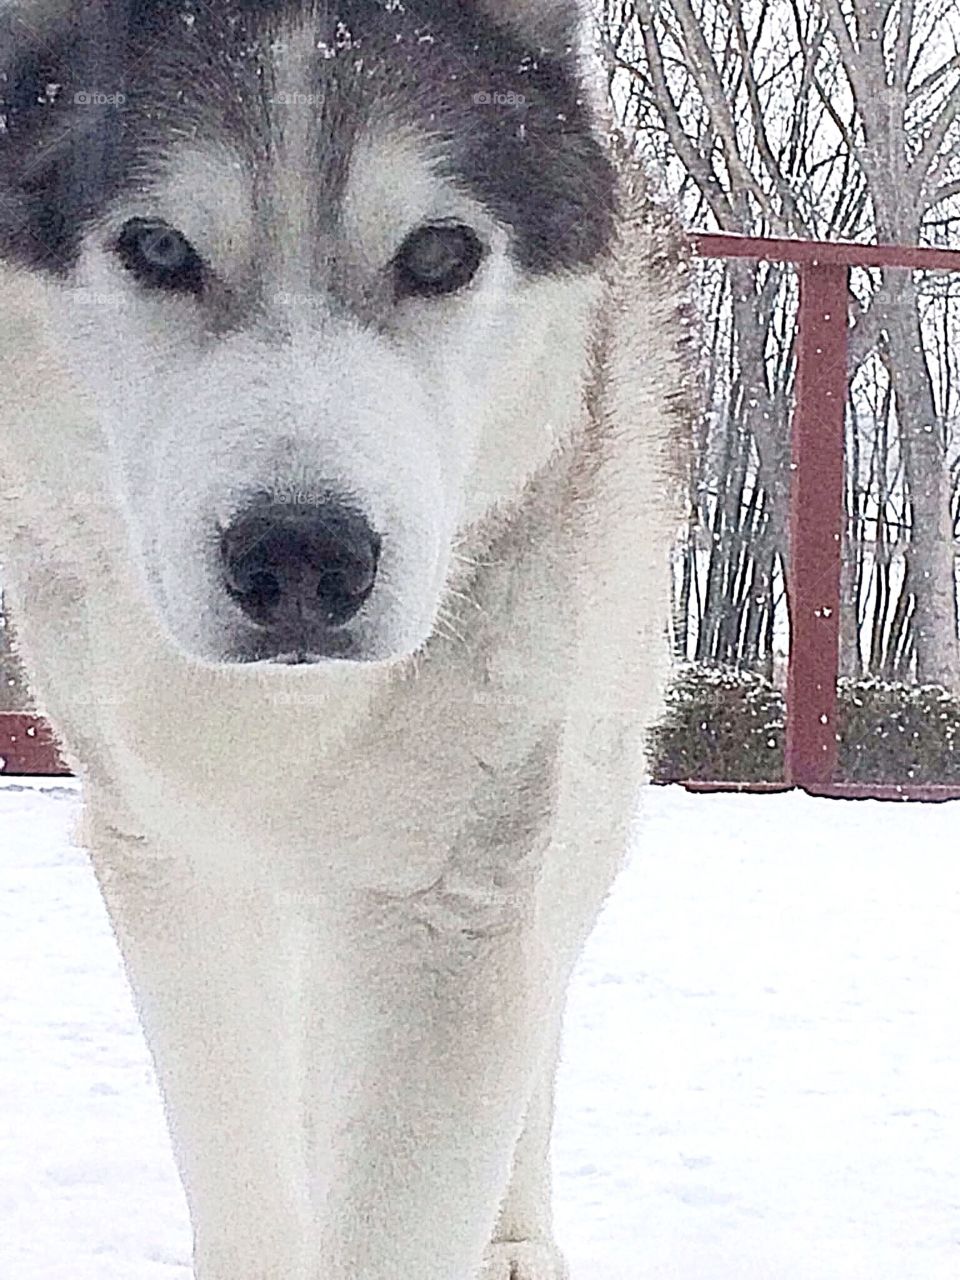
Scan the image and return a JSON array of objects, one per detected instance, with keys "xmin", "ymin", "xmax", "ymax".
[
  {"xmin": 0, "ymin": 3, "xmax": 120, "ymax": 272},
  {"xmin": 0, "ymin": 11, "xmax": 68, "ymax": 269},
  {"xmin": 473, "ymin": 0, "xmax": 583, "ymax": 51}
]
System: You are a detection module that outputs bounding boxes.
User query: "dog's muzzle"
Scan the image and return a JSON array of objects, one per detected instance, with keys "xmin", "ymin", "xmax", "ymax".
[{"xmin": 220, "ymin": 497, "xmax": 382, "ymax": 662}]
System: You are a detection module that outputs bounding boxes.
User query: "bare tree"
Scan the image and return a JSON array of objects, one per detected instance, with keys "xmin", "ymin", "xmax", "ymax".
[
  {"xmin": 818, "ymin": 0, "xmax": 960, "ymax": 683},
  {"xmin": 601, "ymin": 0, "xmax": 960, "ymax": 685}
]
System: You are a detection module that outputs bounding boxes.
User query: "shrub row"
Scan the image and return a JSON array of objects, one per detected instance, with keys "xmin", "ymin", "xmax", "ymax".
[{"xmin": 650, "ymin": 665, "xmax": 960, "ymax": 785}]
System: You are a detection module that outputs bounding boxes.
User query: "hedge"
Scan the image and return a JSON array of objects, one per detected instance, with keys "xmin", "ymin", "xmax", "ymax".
[{"xmin": 651, "ymin": 665, "xmax": 960, "ymax": 785}]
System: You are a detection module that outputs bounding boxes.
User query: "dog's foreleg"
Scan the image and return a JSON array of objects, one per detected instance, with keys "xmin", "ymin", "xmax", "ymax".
[
  {"xmin": 86, "ymin": 815, "xmax": 313, "ymax": 1280},
  {"xmin": 481, "ymin": 1013, "xmax": 570, "ymax": 1279},
  {"xmin": 314, "ymin": 899, "xmax": 550, "ymax": 1280}
]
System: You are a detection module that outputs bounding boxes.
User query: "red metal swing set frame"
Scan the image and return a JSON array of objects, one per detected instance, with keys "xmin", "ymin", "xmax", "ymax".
[{"xmin": 4, "ymin": 233, "xmax": 960, "ymax": 797}]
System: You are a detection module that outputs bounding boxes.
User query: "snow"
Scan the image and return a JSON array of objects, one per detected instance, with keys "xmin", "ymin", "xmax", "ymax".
[{"xmin": 1, "ymin": 781, "xmax": 959, "ymax": 1279}]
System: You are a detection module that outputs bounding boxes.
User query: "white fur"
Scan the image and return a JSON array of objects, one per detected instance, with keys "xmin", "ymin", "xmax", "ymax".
[{"xmin": 0, "ymin": 82, "xmax": 686, "ymax": 1280}]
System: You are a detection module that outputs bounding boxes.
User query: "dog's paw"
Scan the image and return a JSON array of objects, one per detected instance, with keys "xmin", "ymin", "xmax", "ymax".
[{"xmin": 479, "ymin": 1239, "xmax": 570, "ymax": 1280}]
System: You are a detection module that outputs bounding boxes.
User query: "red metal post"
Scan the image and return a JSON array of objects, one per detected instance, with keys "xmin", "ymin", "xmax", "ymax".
[
  {"xmin": 784, "ymin": 263, "xmax": 849, "ymax": 789},
  {"xmin": 0, "ymin": 712, "xmax": 69, "ymax": 776}
]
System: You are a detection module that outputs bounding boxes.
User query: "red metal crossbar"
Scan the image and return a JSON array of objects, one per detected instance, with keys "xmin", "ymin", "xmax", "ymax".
[
  {"xmin": 3, "ymin": 233, "xmax": 960, "ymax": 790},
  {"xmin": 691, "ymin": 232, "xmax": 960, "ymax": 272}
]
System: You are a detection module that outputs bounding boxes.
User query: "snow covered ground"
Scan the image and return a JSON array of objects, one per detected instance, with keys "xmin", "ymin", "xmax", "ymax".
[{"xmin": 1, "ymin": 780, "xmax": 958, "ymax": 1279}]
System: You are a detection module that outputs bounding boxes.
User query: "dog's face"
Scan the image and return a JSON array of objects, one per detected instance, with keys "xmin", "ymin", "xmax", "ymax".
[{"xmin": 0, "ymin": 0, "xmax": 614, "ymax": 666}]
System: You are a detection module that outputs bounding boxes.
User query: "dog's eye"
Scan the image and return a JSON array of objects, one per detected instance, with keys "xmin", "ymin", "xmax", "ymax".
[
  {"xmin": 115, "ymin": 219, "xmax": 206, "ymax": 294},
  {"xmin": 393, "ymin": 224, "xmax": 484, "ymax": 299}
]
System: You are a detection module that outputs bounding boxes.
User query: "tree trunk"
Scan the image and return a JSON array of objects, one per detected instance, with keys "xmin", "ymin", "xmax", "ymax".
[{"xmin": 884, "ymin": 273, "xmax": 959, "ymax": 687}]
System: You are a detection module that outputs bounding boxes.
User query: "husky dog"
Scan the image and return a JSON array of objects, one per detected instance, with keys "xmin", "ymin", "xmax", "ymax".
[{"xmin": 0, "ymin": 1, "xmax": 687, "ymax": 1276}]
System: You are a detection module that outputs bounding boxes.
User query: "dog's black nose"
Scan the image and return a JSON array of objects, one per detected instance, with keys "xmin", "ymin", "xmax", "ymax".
[{"xmin": 221, "ymin": 499, "xmax": 381, "ymax": 632}]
